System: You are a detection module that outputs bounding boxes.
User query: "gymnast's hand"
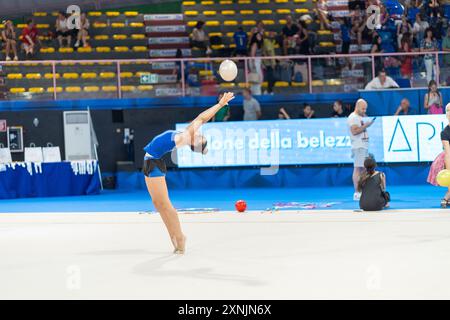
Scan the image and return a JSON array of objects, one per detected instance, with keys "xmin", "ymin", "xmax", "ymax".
[{"xmin": 218, "ymin": 92, "xmax": 235, "ymax": 107}]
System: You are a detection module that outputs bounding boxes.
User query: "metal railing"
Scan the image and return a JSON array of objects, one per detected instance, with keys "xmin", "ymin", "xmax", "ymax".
[{"xmin": 0, "ymin": 50, "xmax": 448, "ymax": 100}]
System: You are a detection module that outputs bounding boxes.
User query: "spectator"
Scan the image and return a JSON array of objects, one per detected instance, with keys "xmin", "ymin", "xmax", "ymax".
[
  {"xmin": 233, "ymin": 27, "xmax": 248, "ymax": 56},
  {"xmin": 365, "ymin": 69, "xmax": 400, "ymax": 90},
  {"xmin": 263, "ymin": 31, "xmax": 277, "ymax": 94},
  {"xmin": 357, "ymin": 157, "xmax": 389, "ymax": 211},
  {"xmin": 396, "ymin": 15, "xmax": 413, "ymax": 49},
  {"xmin": 442, "ymin": 28, "xmax": 450, "ymax": 66},
  {"xmin": 399, "ymin": 33, "xmax": 413, "ymax": 78},
  {"xmin": 427, "ymin": 0, "xmax": 441, "ymax": 21},
  {"xmin": 371, "ymin": 35, "xmax": 383, "ymax": 53},
  {"xmin": 420, "ymin": 28, "xmax": 438, "ymax": 83},
  {"xmin": 295, "ymin": 20, "xmax": 310, "ymax": 55},
  {"xmin": 191, "ymin": 21, "xmax": 210, "ymax": 55},
  {"xmin": 332, "ymin": 100, "xmax": 350, "ymax": 117},
  {"xmin": 74, "ymin": 13, "xmax": 90, "ymax": 48},
  {"xmin": 21, "ymin": 19, "xmax": 39, "ymax": 58},
  {"xmin": 248, "ymin": 32, "xmax": 264, "ymax": 95},
  {"xmin": 2, "ymin": 20, "xmax": 18, "ymax": 61},
  {"xmin": 55, "ymin": 12, "xmax": 71, "ymax": 48},
  {"xmin": 213, "ymin": 92, "xmax": 231, "ymax": 122},
  {"xmin": 351, "ymin": 10, "xmax": 368, "ymax": 52},
  {"xmin": 278, "ymin": 107, "xmax": 290, "ymax": 119},
  {"xmin": 316, "ymin": 0, "xmax": 331, "ymax": 30},
  {"xmin": 339, "ymin": 17, "xmax": 351, "ymax": 54},
  {"xmin": 299, "ymin": 103, "xmax": 315, "ymax": 119},
  {"xmin": 394, "ymin": 98, "xmax": 415, "ymax": 115},
  {"xmin": 412, "ymin": 13, "xmax": 429, "ymax": 48},
  {"xmin": 282, "ymin": 15, "xmax": 299, "ymax": 55},
  {"xmin": 424, "ymin": 80, "xmax": 443, "ymax": 114},
  {"xmin": 242, "ymin": 88, "xmax": 261, "ymax": 121}
]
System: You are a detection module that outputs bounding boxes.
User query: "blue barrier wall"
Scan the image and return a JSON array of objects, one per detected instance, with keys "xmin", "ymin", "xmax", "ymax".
[{"xmin": 114, "ymin": 164, "xmax": 432, "ymax": 190}]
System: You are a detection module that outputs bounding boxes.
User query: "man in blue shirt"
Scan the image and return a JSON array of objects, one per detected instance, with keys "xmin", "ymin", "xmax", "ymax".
[{"xmin": 234, "ymin": 27, "xmax": 248, "ymax": 56}]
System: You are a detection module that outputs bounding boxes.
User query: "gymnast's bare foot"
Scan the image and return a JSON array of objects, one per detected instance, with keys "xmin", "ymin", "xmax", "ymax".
[{"xmin": 172, "ymin": 234, "xmax": 186, "ymax": 254}]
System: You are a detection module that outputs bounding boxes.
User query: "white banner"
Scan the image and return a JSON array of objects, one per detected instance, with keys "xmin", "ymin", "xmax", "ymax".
[
  {"xmin": 146, "ymin": 25, "xmax": 186, "ymax": 33},
  {"xmin": 144, "ymin": 14, "xmax": 183, "ymax": 21},
  {"xmin": 148, "ymin": 37, "xmax": 190, "ymax": 44},
  {"xmin": 382, "ymin": 115, "xmax": 446, "ymax": 162}
]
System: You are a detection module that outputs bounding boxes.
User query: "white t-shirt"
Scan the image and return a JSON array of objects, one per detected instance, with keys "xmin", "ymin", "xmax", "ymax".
[
  {"xmin": 347, "ymin": 112, "xmax": 369, "ymax": 149},
  {"xmin": 364, "ymin": 76, "xmax": 399, "ymax": 90}
]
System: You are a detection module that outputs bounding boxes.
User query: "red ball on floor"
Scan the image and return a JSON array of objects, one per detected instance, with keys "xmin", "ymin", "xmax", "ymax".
[{"xmin": 235, "ymin": 200, "xmax": 247, "ymax": 212}]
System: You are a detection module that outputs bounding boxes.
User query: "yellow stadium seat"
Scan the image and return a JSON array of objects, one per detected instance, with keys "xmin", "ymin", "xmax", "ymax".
[
  {"xmin": 88, "ymin": 11, "xmax": 102, "ymax": 16},
  {"xmin": 279, "ymin": 19, "xmax": 287, "ymax": 24},
  {"xmin": 205, "ymin": 21, "xmax": 220, "ymax": 26},
  {"xmin": 28, "ymin": 87, "xmax": 44, "ymax": 94},
  {"xmin": 33, "ymin": 12, "xmax": 47, "ymax": 16},
  {"xmin": 81, "ymin": 72, "xmax": 97, "ymax": 79},
  {"xmin": 201, "ymin": 0, "xmax": 214, "ymax": 4},
  {"xmin": 102, "ymin": 86, "xmax": 117, "ymax": 92},
  {"xmin": 319, "ymin": 42, "xmax": 335, "ymax": 47},
  {"xmin": 220, "ymin": 83, "xmax": 235, "ymax": 88},
  {"xmin": 226, "ymin": 32, "xmax": 234, "ymax": 37},
  {"xmin": 93, "ymin": 22, "xmax": 107, "ymax": 28},
  {"xmin": 259, "ymin": 10, "xmax": 272, "ymax": 14},
  {"xmin": 17, "ymin": 24, "xmax": 27, "ymax": 28},
  {"xmin": 63, "ymin": 73, "xmax": 79, "ymax": 79},
  {"xmin": 327, "ymin": 79, "xmax": 343, "ymax": 86},
  {"xmin": 220, "ymin": 0, "xmax": 233, "ymax": 4},
  {"xmin": 238, "ymin": 83, "xmax": 249, "ymax": 88},
  {"xmin": 65, "ymin": 86, "xmax": 82, "ymax": 93},
  {"xmin": 228, "ymin": 43, "xmax": 236, "ymax": 48},
  {"xmin": 211, "ymin": 44, "xmax": 225, "ymax": 50},
  {"xmin": 40, "ymin": 47, "xmax": 55, "ymax": 53},
  {"xmin": 187, "ymin": 21, "xmax": 197, "ymax": 27},
  {"xmin": 222, "ymin": 10, "xmax": 235, "ymax": 15},
  {"xmin": 59, "ymin": 47, "xmax": 74, "ymax": 53},
  {"xmin": 7, "ymin": 73, "xmax": 23, "ymax": 80},
  {"xmin": 80, "ymin": 62, "xmax": 95, "ymax": 66},
  {"xmin": 77, "ymin": 47, "xmax": 92, "ymax": 53},
  {"xmin": 60, "ymin": 62, "xmax": 75, "ymax": 66},
  {"xmin": 114, "ymin": 46, "xmax": 129, "ymax": 52},
  {"xmin": 130, "ymin": 22, "xmax": 144, "ymax": 27},
  {"xmin": 277, "ymin": 9, "xmax": 291, "ymax": 14},
  {"xmin": 238, "ymin": 0, "xmax": 251, "ymax": 3},
  {"xmin": 121, "ymin": 85, "xmax": 136, "ymax": 92},
  {"xmin": 294, "ymin": 0, "xmax": 307, "ymax": 2},
  {"xmin": 111, "ymin": 22, "xmax": 125, "ymax": 28},
  {"xmin": 51, "ymin": 11, "xmax": 59, "ymax": 16},
  {"xmin": 240, "ymin": 10, "xmax": 254, "ymax": 15},
  {"xmin": 317, "ymin": 30, "xmax": 332, "ymax": 35},
  {"xmin": 203, "ymin": 11, "xmax": 217, "ymax": 16},
  {"xmin": 209, "ymin": 32, "xmax": 223, "ymax": 37},
  {"xmin": 113, "ymin": 34, "xmax": 127, "ymax": 40},
  {"xmin": 124, "ymin": 11, "xmax": 139, "ymax": 16},
  {"xmin": 131, "ymin": 34, "xmax": 145, "ymax": 40},
  {"xmin": 138, "ymin": 85, "xmax": 153, "ymax": 91},
  {"xmin": 243, "ymin": 20, "xmax": 256, "ymax": 26},
  {"xmin": 312, "ymin": 80, "xmax": 325, "ymax": 86},
  {"xmin": 120, "ymin": 72, "xmax": 133, "ymax": 78},
  {"xmin": 99, "ymin": 62, "xmax": 113, "ymax": 65},
  {"xmin": 295, "ymin": 8, "xmax": 309, "ymax": 14},
  {"xmin": 83, "ymin": 86, "xmax": 100, "ymax": 92},
  {"xmin": 292, "ymin": 82, "xmax": 306, "ymax": 87},
  {"xmin": 224, "ymin": 20, "xmax": 238, "ymax": 26},
  {"xmin": 132, "ymin": 46, "xmax": 147, "ymax": 52},
  {"xmin": 275, "ymin": 81, "xmax": 289, "ymax": 87},
  {"xmin": 47, "ymin": 87, "xmax": 63, "ymax": 93},
  {"xmin": 262, "ymin": 20, "xmax": 275, "ymax": 25},
  {"xmin": 106, "ymin": 11, "xmax": 120, "ymax": 17},
  {"xmin": 0, "ymin": 25, "xmax": 4, "ymax": 29},
  {"xmin": 26, "ymin": 73, "xmax": 41, "ymax": 80},
  {"xmin": 199, "ymin": 70, "xmax": 213, "ymax": 76},
  {"xmin": 135, "ymin": 72, "xmax": 149, "ymax": 77},
  {"xmin": 44, "ymin": 73, "xmax": 60, "ymax": 79},
  {"xmin": 96, "ymin": 47, "xmax": 111, "ymax": 53},
  {"xmin": 183, "ymin": 1, "xmax": 196, "ymax": 5},
  {"xmin": 10, "ymin": 88, "xmax": 25, "ymax": 94},
  {"xmin": 185, "ymin": 11, "xmax": 199, "ymax": 16},
  {"xmin": 94, "ymin": 35, "xmax": 109, "ymax": 40},
  {"xmin": 275, "ymin": 0, "xmax": 288, "ymax": 2},
  {"xmin": 36, "ymin": 24, "xmax": 49, "ymax": 28},
  {"xmin": 100, "ymin": 72, "xmax": 116, "ymax": 79}
]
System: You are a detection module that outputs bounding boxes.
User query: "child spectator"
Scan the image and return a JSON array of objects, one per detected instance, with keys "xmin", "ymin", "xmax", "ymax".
[{"xmin": 2, "ymin": 20, "xmax": 18, "ymax": 61}]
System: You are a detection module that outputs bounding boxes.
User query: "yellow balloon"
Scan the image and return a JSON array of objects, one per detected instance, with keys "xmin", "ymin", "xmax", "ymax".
[{"xmin": 437, "ymin": 169, "xmax": 450, "ymax": 187}]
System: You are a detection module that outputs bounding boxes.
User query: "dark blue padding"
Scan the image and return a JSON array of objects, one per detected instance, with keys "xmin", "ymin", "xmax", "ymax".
[
  {"xmin": 117, "ymin": 164, "xmax": 432, "ymax": 190},
  {"xmin": 0, "ymin": 162, "xmax": 101, "ymax": 199}
]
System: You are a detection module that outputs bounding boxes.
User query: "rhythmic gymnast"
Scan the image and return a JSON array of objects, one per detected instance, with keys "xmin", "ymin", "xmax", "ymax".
[{"xmin": 142, "ymin": 92, "xmax": 235, "ymax": 254}]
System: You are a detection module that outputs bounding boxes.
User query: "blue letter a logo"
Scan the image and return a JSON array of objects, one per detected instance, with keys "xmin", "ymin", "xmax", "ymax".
[{"xmin": 388, "ymin": 119, "xmax": 412, "ymax": 152}]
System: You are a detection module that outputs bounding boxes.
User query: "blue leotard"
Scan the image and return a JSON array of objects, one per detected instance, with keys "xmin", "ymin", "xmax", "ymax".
[{"xmin": 143, "ymin": 130, "xmax": 178, "ymax": 159}]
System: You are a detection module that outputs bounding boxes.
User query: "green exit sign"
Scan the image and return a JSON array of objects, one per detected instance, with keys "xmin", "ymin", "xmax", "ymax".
[{"xmin": 140, "ymin": 73, "xmax": 158, "ymax": 84}]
